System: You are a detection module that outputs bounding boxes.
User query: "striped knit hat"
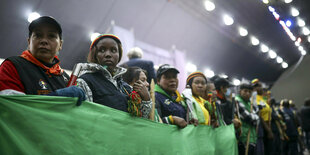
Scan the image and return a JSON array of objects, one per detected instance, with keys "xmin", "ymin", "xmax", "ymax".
[
  {"xmin": 186, "ymin": 71, "xmax": 207, "ymax": 87},
  {"xmin": 89, "ymin": 34, "xmax": 123, "ymax": 62}
]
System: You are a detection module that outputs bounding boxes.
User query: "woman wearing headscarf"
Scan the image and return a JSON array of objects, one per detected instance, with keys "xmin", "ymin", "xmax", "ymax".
[{"xmin": 76, "ymin": 34, "xmax": 151, "ymax": 113}]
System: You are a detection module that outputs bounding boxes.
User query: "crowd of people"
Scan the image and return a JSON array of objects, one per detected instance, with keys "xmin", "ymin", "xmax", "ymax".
[{"xmin": 0, "ymin": 16, "xmax": 309, "ymax": 155}]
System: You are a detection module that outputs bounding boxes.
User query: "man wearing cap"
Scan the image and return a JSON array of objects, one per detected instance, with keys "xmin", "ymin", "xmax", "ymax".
[
  {"xmin": 155, "ymin": 64, "xmax": 187, "ymax": 128},
  {"xmin": 75, "ymin": 34, "xmax": 151, "ymax": 113},
  {"xmin": 235, "ymin": 83, "xmax": 259, "ymax": 155},
  {"xmin": 251, "ymin": 78, "xmax": 273, "ymax": 155},
  {"xmin": 0, "ymin": 16, "xmax": 68, "ymax": 95},
  {"xmin": 211, "ymin": 76, "xmax": 235, "ymax": 125},
  {"xmin": 121, "ymin": 47, "xmax": 156, "ymax": 84}
]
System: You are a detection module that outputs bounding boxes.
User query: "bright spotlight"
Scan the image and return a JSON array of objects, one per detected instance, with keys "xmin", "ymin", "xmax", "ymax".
[
  {"xmin": 223, "ymin": 14, "xmax": 234, "ymax": 26},
  {"xmin": 251, "ymin": 36, "xmax": 259, "ymax": 46},
  {"xmin": 295, "ymin": 41, "xmax": 300, "ymax": 46},
  {"xmin": 285, "ymin": 20, "xmax": 292, "ymax": 27},
  {"xmin": 233, "ymin": 79, "xmax": 241, "ymax": 86},
  {"xmin": 284, "ymin": 0, "xmax": 293, "ymax": 3},
  {"xmin": 301, "ymin": 50, "xmax": 307, "ymax": 55},
  {"xmin": 204, "ymin": 1, "xmax": 215, "ymax": 12},
  {"xmin": 298, "ymin": 46, "xmax": 304, "ymax": 51},
  {"xmin": 204, "ymin": 69, "xmax": 215, "ymax": 78},
  {"xmin": 219, "ymin": 74, "xmax": 228, "ymax": 78},
  {"xmin": 268, "ymin": 50, "xmax": 277, "ymax": 59},
  {"xmin": 282, "ymin": 62, "xmax": 288, "ymax": 68},
  {"xmin": 239, "ymin": 27, "xmax": 248, "ymax": 37},
  {"xmin": 263, "ymin": 0, "xmax": 269, "ymax": 4},
  {"xmin": 260, "ymin": 44, "xmax": 269, "ymax": 53},
  {"xmin": 302, "ymin": 27, "xmax": 310, "ymax": 35},
  {"xmin": 186, "ymin": 63, "xmax": 197, "ymax": 73},
  {"xmin": 297, "ymin": 18, "xmax": 305, "ymax": 27},
  {"xmin": 273, "ymin": 12, "xmax": 280, "ymax": 20},
  {"xmin": 90, "ymin": 32, "xmax": 101, "ymax": 42},
  {"xmin": 276, "ymin": 56, "xmax": 283, "ymax": 64},
  {"xmin": 291, "ymin": 8, "xmax": 299, "ymax": 17},
  {"xmin": 268, "ymin": 6, "xmax": 275, "ymax": 12},
  {"xmin": 28, "ymin": 12, "xmax": 41, "ymax": 23}
]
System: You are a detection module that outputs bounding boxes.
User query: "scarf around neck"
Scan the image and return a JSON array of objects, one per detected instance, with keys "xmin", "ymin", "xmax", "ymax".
[
  {"xmin": 20, "ymin": 50, "xmax": 63, "ymax": 75},
  {"xmin": 154, "ymin": 84, "xmax": 182, "ymax": 103}
]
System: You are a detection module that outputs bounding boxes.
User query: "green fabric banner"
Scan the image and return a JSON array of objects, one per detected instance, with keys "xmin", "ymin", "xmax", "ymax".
[{"xmin": 0, "ymin": 95, "xmax": 238, "ymax": 155}]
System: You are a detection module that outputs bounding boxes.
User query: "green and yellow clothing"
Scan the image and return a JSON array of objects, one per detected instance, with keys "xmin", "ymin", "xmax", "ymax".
[
  {"xmin": 204, "ymin": 100, "xmax": 226, "ymax": 126},
  {"xmin": 235, "ymin": 95, "xmax": 259, "ymax": 144},
  {"xmin": 193, "ymin": 96, "xmax": 210, "ymax": 125},
  {"xmin": 181, "ymin": 88, "xmax": 210, "ymax": 125},
  {"xmin": 256, "ymin": 95, "xmax": 272, "ymax": 122}
]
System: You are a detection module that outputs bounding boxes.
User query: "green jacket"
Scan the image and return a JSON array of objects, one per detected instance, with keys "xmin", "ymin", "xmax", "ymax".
[{"xmin": 235, "ymin": 95, "xmax": 258, "ymax": 144}]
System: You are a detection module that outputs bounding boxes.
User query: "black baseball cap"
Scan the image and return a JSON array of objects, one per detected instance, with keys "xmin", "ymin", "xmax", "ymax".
[
  {"xmin": 211, "ymin": 75, "xmax": 232, "ymax": 88},
  {"xmin": 28, "ymin": 16, "xmax": 62, "ymax": 39},
  {"xmin": 239, "ymin": 83, "xmax": 253, "ymax": 90},
  {"xmin": 156, "ymin": 64, "xmax": 179, "ymax": 78}
]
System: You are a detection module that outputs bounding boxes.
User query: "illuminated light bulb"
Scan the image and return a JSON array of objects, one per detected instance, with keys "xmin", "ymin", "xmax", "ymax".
[
  {"xmin": 239, "ymin": 27, "xmax": 248, "ymax": 37},
  {"xmin": 273, "ymin": 12, "xmax": 280, "ymax": 20},
  {"xmin": 204, "ymin": 69, "xmax": 215, "ymax": 78},
  {"xmin": 291, "ymin": 7, "xmax": 299, "ymax": 17},
  {"xmin": 223, "ymin": 14, "xmax": 234, "ymax": 26},
  {"xmin": 260, "ymin": 44, "xmax": 269, "ymax": 53},
  {"xmin": 186, "ymin": 63, "xmax": 197, "ymax": 73},
  {"xmin": 285, "ymin": 0, "xmax": 293, "ymax": 3},
  {"xmin": 233, "ymin": 79, "xmax": 241, "ymax": 86},
  {"xmin": 302, "ymin": 27, "xmax": 310, "ymax": 35},
  {"xmin": 204, "ymin": 1, "xmax": 215, "ymax": 11},
  {"xmin": 298, "ymin": 46, "xmax": 304, "ymax": 51},
  {"xmin": 251, "ymin": 36, "xmax": 259, "ymax": 46},
  {"xmin": 282, "ymin": 62, "xmax": 288, "ymax": 68},
  {"xmin": 286, "ymin": 20, "xmax": 292, "ymax": 27},
  {"xmin": 28, "ymin": 12, "xmax": 41, "ymax": 23},
  {"xmin": 276, "ymin": 57, "xmax": 283, "ymax": 64},
  {"xmin": 219, "ymin": 74, "xmax": 228, "ymax": 78},
  {"xmin": 268, "ymin": 50, "xmax": 277, "ymax": 59},
  {"xmin": 90, "ymin": 32, "xmax": 101, "ymax": 42},
  {"xmin": 268, "ymin": 6, "xmax": 275, "ymax": 12},
  {"xmin": 297, "ymin": 18, "xmax": 305, "ymax": 27}
]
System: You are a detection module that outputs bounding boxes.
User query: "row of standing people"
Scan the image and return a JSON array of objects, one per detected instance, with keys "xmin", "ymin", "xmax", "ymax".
[{"xmin": 0, "ymin": 16, "xmax": 308, "ymax": 155}]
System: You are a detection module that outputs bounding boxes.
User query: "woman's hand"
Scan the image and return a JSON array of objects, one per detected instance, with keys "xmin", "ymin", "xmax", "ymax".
[
  {"xmin": 189, "ymin": 118, "xmax": 199, "ymax": 126},
  {"xmin": 172, "ymin": 116, "xmax": 187, "ymax": 128},
  {"xmin": 133, "ymin": 80, "xmax": 150, "ymax": 101}
]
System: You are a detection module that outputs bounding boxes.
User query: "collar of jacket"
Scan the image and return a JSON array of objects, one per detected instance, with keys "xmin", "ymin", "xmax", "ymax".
[
  {"xmin": 182, "ymin": 88, "xmax": 206, "ymax": 124},
  {"xmin": 154, "ymin": 84, "xmax": 182, "ymax": 103},
  {"xmin": 77, "ymin": 63, "xmax": 127, "ymax": 88}
]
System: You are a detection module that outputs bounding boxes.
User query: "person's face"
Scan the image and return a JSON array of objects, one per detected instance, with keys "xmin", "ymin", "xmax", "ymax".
[
  {"xmin": 206, "ymin": 83, "xmax": 217, "ymax": 100},
  {"xmin": 240, "ymin": 89, "xmax": 252, "ymax": 101},
  {"xmin": 158, "ymin": 71, "xmax": 178, "ymax": 95},
  {"xmin": 139, "ymin": 71, "xmax": 149, "ymax": 88},
  {"xmin": 95, "ymin": 38, "xmax": 119, "ymax": 72},
  {"xmin": 191, "ymin": 76, "xmax": 207, "ymax": 97},
  {"xmin": 255, "ymin": 85, "xmax": 263, "ymax": 95},
  {"xmin": 220, "ymin": 86, "xmax": 228, "ymax": 95},
  {"xmin": 28, "ymin": 24, "xmax": 63, "ymax": 63}
]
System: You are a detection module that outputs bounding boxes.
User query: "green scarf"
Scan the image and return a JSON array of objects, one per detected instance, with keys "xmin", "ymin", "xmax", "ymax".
[{"xmin": 154, "ymin": 84, "xmax": 182, "ymax": 103}]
